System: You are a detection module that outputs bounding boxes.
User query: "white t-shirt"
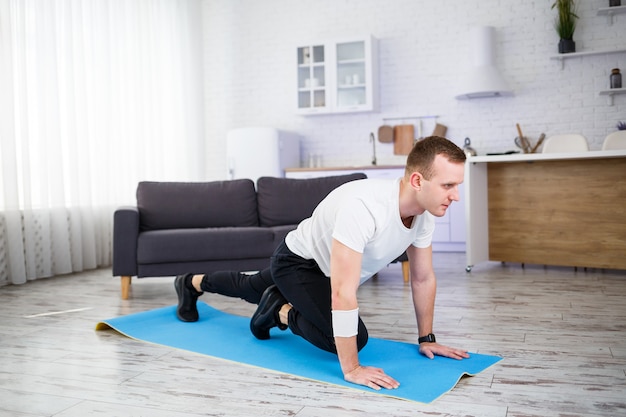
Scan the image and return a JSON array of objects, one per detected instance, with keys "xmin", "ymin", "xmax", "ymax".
[{"xmin": 285, "ymin": 178, "xmax": 434, "ymax": 284}]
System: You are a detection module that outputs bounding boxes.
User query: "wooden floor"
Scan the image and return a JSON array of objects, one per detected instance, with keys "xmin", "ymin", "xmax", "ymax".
[{"xmin": 1, "ymin": 253, "xmax": 625, "ymax": 417}]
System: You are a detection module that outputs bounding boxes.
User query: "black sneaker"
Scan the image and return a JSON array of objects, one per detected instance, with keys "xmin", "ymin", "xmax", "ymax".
[
  {"xmin": 250, "ymin": 285, "xmax": 288, "ymax": 340},
  {"xmin": 175, "ymin": 274, "xmax": 203, "ymax": 322}
]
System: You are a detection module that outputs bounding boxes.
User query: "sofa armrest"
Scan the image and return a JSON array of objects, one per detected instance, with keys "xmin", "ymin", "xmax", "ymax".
[{"xmin": 112, "ymin": 206, "xmax": 139, "ymax": 276}]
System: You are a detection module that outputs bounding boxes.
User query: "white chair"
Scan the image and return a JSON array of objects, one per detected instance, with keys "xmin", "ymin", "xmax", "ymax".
[
  {"xmin": 541, "ymin": 134, "xmax": 589, "ymax": 153},
  {"xmin": 601, "ymin": 130, "xmax": 626, "ymax": 150}
]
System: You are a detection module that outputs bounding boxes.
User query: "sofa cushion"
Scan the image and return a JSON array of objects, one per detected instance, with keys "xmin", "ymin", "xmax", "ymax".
[
  {"xmin": 137, "ymin": 180, "xmax": 258, "ymax": 231},
  {"xmin": 270, "ymin": 224, "xmax": 299, "ymax": 247},
  {"xmin": 256, "ymin": 173, "xmax": 367, "ymax": 227},
  {"xmin": 137, "ymin": 227, "xmax": 276, "ymax": 263}
]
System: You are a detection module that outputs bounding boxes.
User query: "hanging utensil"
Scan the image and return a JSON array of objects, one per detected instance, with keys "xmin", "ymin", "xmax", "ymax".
[
  {"xmin": 463, "ymin": 137, "xmax": 477, "ymax": 156},
  {"xmin": 393, "ymin": 124, "xmax": 415, "ymax": 155},
  {"xmin": 378, "ymin": 125, "xmax": 394, "ymax": 143},
  {"xmin": 416, "ymin": 119, "xmax": 423, "ymax": 141},
  {"xmin": 370, "ymin": 132, "xmax": 377, "ymax": 165},
  {"xmin": 432, "ymin": 123, "xmax": 447, "ymax": 137}
]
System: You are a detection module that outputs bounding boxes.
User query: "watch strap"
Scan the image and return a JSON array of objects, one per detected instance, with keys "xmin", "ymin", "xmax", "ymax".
[{"xmin": 418, "ymin": 333, "xmax": 436, "ymax": 344}]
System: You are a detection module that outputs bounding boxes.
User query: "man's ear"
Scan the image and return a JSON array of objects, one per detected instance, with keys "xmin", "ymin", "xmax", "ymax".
[{"xmin": 409, "ymin": 172, "xmax": 422, "ymax": 190}]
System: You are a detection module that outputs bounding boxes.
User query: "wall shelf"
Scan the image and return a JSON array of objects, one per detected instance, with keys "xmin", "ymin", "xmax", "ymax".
[
  {"xmin": 550, "ymin": 47, "xmax": 626, "ymax": 69},
  {"xmin": 597, "ymin": 5, "xmax": 626, "ymax": 25},
  {"xmin": 549, "ymin": 9, "xmax": 626, "ymax": 104},
  {"xmin": 599, "ymin": 88, "xmax": 626, "ymax": 106}
]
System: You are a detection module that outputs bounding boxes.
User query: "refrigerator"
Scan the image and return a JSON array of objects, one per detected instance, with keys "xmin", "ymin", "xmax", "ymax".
[{"xmin": 226, "ymin": 127, "xmax": 300, "ymax": 184}]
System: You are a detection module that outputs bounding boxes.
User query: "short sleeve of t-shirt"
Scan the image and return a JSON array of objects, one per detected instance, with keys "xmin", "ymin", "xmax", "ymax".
[{"xmin": 331, "ymin": 198, "xmax": 375, "ymax": 254}]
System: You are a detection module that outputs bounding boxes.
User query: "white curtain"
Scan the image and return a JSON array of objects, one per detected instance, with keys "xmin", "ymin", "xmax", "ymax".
[{"xmin": 0, "ymin": 0, "xmax": 204, "ymax": 286}]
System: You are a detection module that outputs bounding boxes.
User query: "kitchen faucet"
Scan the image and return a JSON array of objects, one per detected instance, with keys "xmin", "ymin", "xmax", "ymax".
[{"xmin": 370, "ymin": 132, "xmax": 377, "ymax": 165}]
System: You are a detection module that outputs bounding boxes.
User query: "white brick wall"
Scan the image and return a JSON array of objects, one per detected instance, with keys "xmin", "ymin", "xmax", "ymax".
[{"xmin": 201, "ymin": 0, "xmax": 625, "ymax": 180}]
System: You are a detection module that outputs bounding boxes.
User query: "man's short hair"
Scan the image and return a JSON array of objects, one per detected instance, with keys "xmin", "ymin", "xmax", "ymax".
[{"xmin": 405, "ymin": 136, "xmax": 466, "ymax": 180}]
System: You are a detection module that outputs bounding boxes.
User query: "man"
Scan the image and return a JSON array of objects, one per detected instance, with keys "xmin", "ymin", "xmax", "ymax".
[{"xmin": 175, "ymin": 135, "xmax": 470, "ymax": 391}]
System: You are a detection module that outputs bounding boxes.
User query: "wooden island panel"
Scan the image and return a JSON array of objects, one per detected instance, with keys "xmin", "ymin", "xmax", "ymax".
[{"xmin": 487, "ymin": 158, "xmax": 626, "ymax": 269}]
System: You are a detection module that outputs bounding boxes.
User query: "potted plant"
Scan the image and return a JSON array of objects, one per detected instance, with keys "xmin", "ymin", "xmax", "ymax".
[
  {"xmin": 617, "ymin": 121, "xmax": 626, "ymax": 131},
  {"xmin": 552, "ymin": 0, "xmax": 578, "ymax": 53}
]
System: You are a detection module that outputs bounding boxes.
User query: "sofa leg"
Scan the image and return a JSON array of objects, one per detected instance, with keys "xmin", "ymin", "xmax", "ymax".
[
  {"xmin": 121, "ymin": 276, "xmax": 132, "ymax": 300},
  {"xmin": 401, "ymin": 261, "xmax": 410, "ymax": 283}
]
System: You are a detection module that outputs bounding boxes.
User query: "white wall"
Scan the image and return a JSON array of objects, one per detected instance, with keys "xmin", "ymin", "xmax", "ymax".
[{"xmin": 201, "ymin": 0, "xmax": 625, "ymax": 180}]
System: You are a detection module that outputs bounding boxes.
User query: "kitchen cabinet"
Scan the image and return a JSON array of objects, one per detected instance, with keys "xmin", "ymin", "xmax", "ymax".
[
  {"xmin": 284, "ymin": 166, "xmax": 466, "ymax": 252},
  {"xmin": 296, "ymin": 35, "xmax": 378, "ymax": 115}
]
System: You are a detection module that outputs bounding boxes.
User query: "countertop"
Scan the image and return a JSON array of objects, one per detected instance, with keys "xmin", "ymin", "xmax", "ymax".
[
  {"xmin": 285, "ymin": 164, "xmax": 405, "ymax": 172},
  {"xmin": 285, "ymin": 150, "xmax": 626, "ymax": 171},
  {"xmin": 468, "ymin": 149, "xmax": 626, "ymax": 163}
]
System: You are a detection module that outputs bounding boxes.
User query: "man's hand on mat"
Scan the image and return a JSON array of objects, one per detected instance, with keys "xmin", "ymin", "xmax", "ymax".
[
  {"xmin": 419, "ymin": 343, "xmax": 470, "ymax": 360},
  {"xmin": 344, "ymin": 365, "xmax": 400, "ymax": 390}
]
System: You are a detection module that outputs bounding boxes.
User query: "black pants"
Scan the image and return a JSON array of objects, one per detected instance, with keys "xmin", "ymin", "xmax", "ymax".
[{"xmin": 200, "ymin": 240, "xmax": 368, "ymax": 354}]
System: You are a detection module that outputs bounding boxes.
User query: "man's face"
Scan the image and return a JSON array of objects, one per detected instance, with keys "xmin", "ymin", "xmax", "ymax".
[{"xmin": 418, "ymin": 155, "xmax": 465, "ymax": 217}]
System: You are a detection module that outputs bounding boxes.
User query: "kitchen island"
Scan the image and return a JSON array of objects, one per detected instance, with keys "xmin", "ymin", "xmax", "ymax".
[{"xmin": 464, "ymin": 150, "xmax": 626, "ymax": 271}]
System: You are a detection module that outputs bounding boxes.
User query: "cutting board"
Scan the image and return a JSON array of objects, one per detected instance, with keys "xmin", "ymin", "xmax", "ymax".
[
  {"xmin": 394, "ymin": 124, "xmax": 415, "ymax": 155},
  {"xmin": 432, "ymin": 123, "xmax": 447, "ymax": 138},
  {"xmin": 378, "ymin": 125, "xmax": 394, "ymax": 143}
]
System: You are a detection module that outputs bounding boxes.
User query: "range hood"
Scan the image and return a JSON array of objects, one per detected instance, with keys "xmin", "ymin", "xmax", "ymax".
[{"xmin": 455, "ymin": 26, "xmax": 513, "ymax": 100}]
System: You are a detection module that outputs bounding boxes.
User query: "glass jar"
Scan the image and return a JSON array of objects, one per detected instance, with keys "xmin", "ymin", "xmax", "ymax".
[{"xmin": 610, "ymin": 68, "xmax": 622, "ymax": 89}]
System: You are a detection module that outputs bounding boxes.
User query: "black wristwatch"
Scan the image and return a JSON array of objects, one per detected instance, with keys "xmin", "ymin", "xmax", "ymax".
[{"xmin": 418, "ymin": 333, "xmax": 436, "ymax": 344}]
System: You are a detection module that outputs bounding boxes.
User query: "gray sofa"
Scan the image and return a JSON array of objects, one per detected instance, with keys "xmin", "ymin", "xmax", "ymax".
[{"xmin": 112, "ymin": 173, "xmax": 368, "ymax": 299}]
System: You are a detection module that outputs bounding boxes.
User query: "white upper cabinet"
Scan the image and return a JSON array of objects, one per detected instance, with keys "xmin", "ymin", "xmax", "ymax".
[{"xmin": 297, "ymin": 35, "xmax": 378, "ymax": 115}]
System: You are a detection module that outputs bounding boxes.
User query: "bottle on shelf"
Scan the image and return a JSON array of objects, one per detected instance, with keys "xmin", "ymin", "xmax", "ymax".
[{"xmin": 610, "ymin": 68, "xmax": 622, "ymax": 89}]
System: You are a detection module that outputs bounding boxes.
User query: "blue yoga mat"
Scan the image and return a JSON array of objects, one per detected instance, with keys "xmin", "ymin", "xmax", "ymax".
[{"xmin": 96, "ymin": 302, "xmax": 501, "ymax": 403}]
